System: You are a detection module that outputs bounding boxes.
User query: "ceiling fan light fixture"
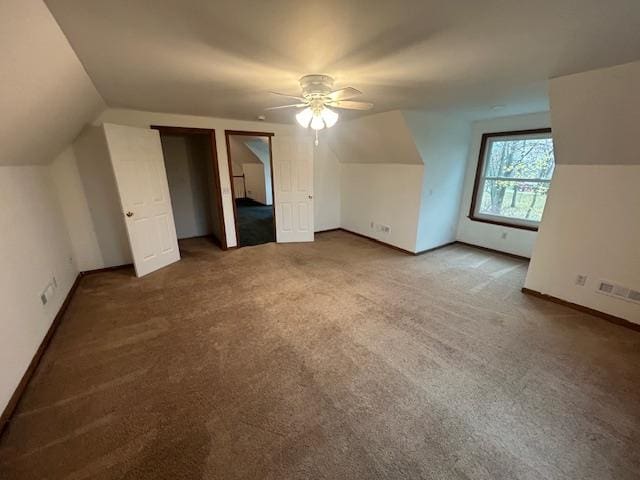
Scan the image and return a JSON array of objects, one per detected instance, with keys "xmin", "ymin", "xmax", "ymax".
[
  {"xmin": 320, "ymin": 107, "xmax": 339, "ymax": 128},
  {"xmin": 269, "ymin": 75, "xmax": 371, "ymax": 141},
  {"xmin": 310, "ymin": 114, "xmax": 325, "ymax": 130},
  {"xmin": 295, "ymin": 107, "xmax": 313, "ymax": 128}
]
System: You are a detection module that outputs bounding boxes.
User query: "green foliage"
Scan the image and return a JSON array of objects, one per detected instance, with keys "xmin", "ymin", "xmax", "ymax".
[{"xmin": 480, "ymin": 136, "xmax": 555, "ymax": 221}]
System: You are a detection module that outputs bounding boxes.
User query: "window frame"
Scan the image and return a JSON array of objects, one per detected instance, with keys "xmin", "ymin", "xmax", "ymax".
[{"xmin": 468, "ymin": 128, "xmax": 553, "ymax": 231}]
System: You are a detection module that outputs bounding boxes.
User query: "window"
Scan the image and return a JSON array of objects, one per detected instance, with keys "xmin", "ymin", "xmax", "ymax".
[{"xmin": 469, "ymin": 128, "xmax": 555, "ymax": 231}]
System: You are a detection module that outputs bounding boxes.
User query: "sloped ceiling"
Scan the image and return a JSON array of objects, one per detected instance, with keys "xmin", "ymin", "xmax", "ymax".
[
  {"xmin": 327, "ymin": 111, "xmax": 422, "ymax": 165},
  {"xmin": 45, "ymin": 0, "xmax": 640, "ymax": 123},
  {"xmin": 0, "ymin": 0, "xmax": 104, "ymax": 166},
  {"xmin": 244, "ymin": 140, "xmax": 270, "ymax": 166},
  {"xmin": 550, "ymin": 61, "xmax": 640, "ymax": 166},
  {"xmin": 228, "ymin": 136, "xmax": 261, "ymax": 166}
]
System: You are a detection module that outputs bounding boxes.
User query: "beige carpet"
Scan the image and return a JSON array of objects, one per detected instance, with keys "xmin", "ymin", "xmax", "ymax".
[{"xmin": 1, "ymin": 231, "xmax": 639, "ymax": 479}]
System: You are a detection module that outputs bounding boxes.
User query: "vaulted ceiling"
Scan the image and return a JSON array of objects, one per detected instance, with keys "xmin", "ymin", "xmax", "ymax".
[
  {"xmin": 0, "ymin": 0, "xmax": 104, "ymax": 166},
  {"xmin": 46, "ymin": 0, "xmax": 640, "ymax": 123},
  {"xmin": 2, "ymin": 1, "xmax": 640, "ymax": 167}
]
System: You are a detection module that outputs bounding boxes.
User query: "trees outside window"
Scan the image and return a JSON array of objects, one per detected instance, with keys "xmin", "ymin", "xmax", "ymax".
[{"xmin": 469, "ymin": 129, "xmax": 554, "ymax": 230}]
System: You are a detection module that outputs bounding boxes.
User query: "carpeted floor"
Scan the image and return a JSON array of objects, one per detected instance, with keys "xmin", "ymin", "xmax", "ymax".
[
  {"xmin": 1, "ymin": 231, "xmax": 639, "ymax": 479},
  {"xmin": 236, "ymin": 198, "xmax": 275, "ymax": 247}
]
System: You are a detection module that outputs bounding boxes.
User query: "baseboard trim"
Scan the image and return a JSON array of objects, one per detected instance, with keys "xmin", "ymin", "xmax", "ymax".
[
  {"xmin": 338, "ymin": 228, "xmax": 417, "ymax": 255},
  {"xmin": 0, "ymin": 274, "xmax": 82, "ymax": 436},
  {"xmin": 328, "ymin": 229, "xmax": 515, "ymax": 258},
  {"xmin": 320, "ymin": 229, "xmax": 533, "ymax": 260},
  {"xmin": 521, "ymin": 287, "xmax": 640, "ymax": 332},
  {"xmin": 178, "ymin": 234, "xmax": 225, "ymax": 249},
  {"xmin": 456, "ymin": 241, "xmax": 530, "ymax": 261},
  {"xmin": 415, "ymin": 241, "xmax": 458, "ymax": 256},
  {"xmin": 177, "ymin": 234, "xmax": 211, "ymax": 241},
  {"xmin": 80, "ymin": 263, "xmax": 133, "ymax": 276}
]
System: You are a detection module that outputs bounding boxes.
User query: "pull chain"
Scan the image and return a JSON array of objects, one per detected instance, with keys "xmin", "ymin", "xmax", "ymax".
[{"xmin": 314, "ymin": 129, "xmax": 319, "ymax": 147}]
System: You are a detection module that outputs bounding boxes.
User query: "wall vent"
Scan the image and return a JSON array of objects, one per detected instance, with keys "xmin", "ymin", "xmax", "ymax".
[
  {"xmin": 597, "ymin": 281, "xmax": 614, "ymax": 294},
  {"xmin": 628, "ymin": 289, "xmax": 640, "ymax": 303},
  {"xmin": 596, "ymin": 280, "xmax": 640, "ymax": 305}
]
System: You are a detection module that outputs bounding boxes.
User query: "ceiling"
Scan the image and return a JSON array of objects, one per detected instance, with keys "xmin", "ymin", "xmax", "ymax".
[
  {"xmin": 44, "ymin": 0, "xmax": 640, "ymax": 123},
  {"xmin": 0, "ymin": 0, "xmax": 104, "ymax": 166}
]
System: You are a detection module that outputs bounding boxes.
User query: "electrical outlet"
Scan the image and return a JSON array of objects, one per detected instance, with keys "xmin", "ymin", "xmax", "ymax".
[{"xmin": 575, "ymin": 274, "xmax": 587, "ymax": 286}]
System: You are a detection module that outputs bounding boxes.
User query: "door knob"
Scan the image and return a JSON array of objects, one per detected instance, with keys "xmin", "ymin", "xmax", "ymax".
[
  {"xmin": 126, "ymin": 211, "xmax": 134, "ymax": 217},
  {"xmin": 308, "ymin": 195, "xmax": 313, "ymax": 199}
]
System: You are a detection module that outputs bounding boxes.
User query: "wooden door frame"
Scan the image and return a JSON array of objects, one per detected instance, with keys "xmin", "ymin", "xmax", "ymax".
[
  {"xmin": 151, "ymin": 125, "xmax": 228, "ymax": 249},
  {"xmin": 224, "ymin": 130, "xmax": 276, "ymax": 248}
]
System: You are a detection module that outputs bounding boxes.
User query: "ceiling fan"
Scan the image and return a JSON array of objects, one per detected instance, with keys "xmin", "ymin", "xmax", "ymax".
[{"xmin": 266, "ymin": 74, "xmax": 373, "ymax": 143}]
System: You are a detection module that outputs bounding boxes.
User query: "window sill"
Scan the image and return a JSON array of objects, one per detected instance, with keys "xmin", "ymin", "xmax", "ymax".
[{"xmin": 467, "ymin": 215, "xmax": 539, "ymax": 232}]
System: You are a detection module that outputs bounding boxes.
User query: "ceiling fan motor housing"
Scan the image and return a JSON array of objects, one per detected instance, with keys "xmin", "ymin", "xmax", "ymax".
[{"xmin": 299, "ymin": 74, "xmax": 335, "ymax": 99}]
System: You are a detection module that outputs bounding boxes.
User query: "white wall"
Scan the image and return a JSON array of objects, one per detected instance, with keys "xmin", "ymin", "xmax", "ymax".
[
  {"xmin": 313, "ymin": 139, "xmax": 341, "ymax": 231},
  {"xmin": 232, "ymin": 176, "xmax": 245, "ymax": 198},
  {"xmin": 456, "ymin": 112, "xmax": 551, "ymax": 257},
  {"xmin": 525, "ymin": 61, "xmax": 640, "ymax": 323},
  {"xmin": 52, "ymin": 110, "xmax": 316, "ymax": 262},
  {"xmin": 329, "ymin": 109, "xmax": 469, "ymax": 252},
  {"xmin": 0, "ymin": 0, "xmax": 104, "ymax": 167},
  {"xmin": 95, "ymin": 109, "xmax": 302, "ymax": 248},
  {"xmin": 50, "ymin": 147, "xmax": 104, "ymax": 271},
  {"xmin": 328, "ymin": 111, "xmax": 423, "ymax": 165},
  {"xmin": 328, "ymin": 109, "xmax": 472, "ymax": 251},
  {"xmin": 340, "ymin": 163, "xmax": 424, "ymax": 252},
  {"xmin": 228, "ymin": 136, "xmax": 274, "ymax": 205},
  {"xmin": 328, "ymin": 110, "xmax": 425, "ymax": 251},
  {"xmin": 160, "ymin": 134, "xmax": 215, "ymax": 239},
  {"xmin": 549, "ymin": 61, "xmax": 640, "ymax": 166},
  {"xmin": 228, "ymin": 135, "xmax": 252, "ymax": 199},
  {"xmin": 242, "ymin": 163, "xmax": 268, "ymax": 205},
  {"xmin": 404, "ymin": 112, "xmax": 471, "ymax": 252},
  {"xmin": 244, "ymin": 139, "xmax": 273, "ymax": 205},
  {"xmin": 73, "ymin": 126, "xmax": 132, "ymax": 267},
  {"xmin": 525, "ymin": 165, "xmax": 640, "ymax": 322},
  {"xmin": 0, "ymin": 165, "xmax": 77, "ymax": 414},
  {"xmin": 51, "ymin": 126, "xmax": 132, "ymax": 271}
]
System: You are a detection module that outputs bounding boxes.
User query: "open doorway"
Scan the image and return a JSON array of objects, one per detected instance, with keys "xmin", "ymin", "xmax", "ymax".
[
  {"xmin": 225, "ymin": 130, "xmax": 276, "ymax": 247},
  {"xmin": 152, "ymin": 126, "xmax": 227, "ymax": 251}
]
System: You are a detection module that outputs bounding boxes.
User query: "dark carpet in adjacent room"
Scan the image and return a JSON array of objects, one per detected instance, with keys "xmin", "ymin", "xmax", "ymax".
[
  {"xmin": 1, "ymin": 231, "xmax": 639, "ymax": 479},
  {"xmin": 236, "ymin": 197, "xmax": 274, "ymax": 247}
]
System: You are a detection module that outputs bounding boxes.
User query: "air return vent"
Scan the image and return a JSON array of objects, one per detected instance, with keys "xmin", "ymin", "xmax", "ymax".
[
  {"xmin": 627, "ymin": 289, "xmax": 640, "ymax": 303},
  {"xmin": 596, "ymin": 280, "xmax": 640, "ymax": 305},
  {"xmin": 597, "ymin": 281, "xmax": 614, "ymax": 295}
]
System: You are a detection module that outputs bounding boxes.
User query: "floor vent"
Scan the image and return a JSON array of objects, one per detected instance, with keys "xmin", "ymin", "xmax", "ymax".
[{"xmin": 597, "ymin": 280, "xmax": 640, "ymax": 305}]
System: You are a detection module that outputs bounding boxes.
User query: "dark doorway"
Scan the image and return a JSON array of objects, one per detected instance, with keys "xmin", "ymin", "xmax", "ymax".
[
  {"xmin": 225, "ymin": 131, "xmax": 276, "ymax": 247},
  {"xmin": 235, "ymin": 198, "xmax": 274, "ymax": 246},
  {"xmin": 152, "ymin": 126, "xmax": 227, "ymax": 250}
]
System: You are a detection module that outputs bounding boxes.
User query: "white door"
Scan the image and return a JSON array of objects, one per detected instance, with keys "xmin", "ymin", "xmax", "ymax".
[
  {"xmin": 104, "ymin": 123, "xmax": 180, "ymax": 277},
  {"xmin": 272, "ymin": 135, "xmax": 314, "ymax": 242}
]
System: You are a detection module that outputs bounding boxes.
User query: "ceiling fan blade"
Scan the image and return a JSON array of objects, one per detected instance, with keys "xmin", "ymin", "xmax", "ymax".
[
  {"xmin": 265, "ymin": 103, "xmax": 307, "ymax": 111},
  {"xmin": 327, "ymin": 87, "xmax": 362, "ymax": 101},
  {"xmin": 269, "ymin": 91, "xmax": 305, "ymax": 101},
  {"xmin": 327, "ymin": 100, "xmax": 373, "ymax": 110}
]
